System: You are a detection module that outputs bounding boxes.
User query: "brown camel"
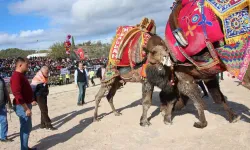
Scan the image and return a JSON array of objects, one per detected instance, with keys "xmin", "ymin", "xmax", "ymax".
[
  {"xmin": 141, "ymin": 35, "xmax": 242, "ymax": 128},
  {"xmin": 139, "ymin": 0, "xmax": 249, "ymax": 128},
  {"xmin": 93, "ymin": 18, "xmax": 158, "ymax": 122}
]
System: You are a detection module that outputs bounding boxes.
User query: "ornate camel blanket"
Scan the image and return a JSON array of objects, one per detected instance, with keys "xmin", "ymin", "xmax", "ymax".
[
  {"xmin": 217, "ymin": 35, "xmax": 250, "ymax": 81},
  {"xmin": 205, "ymin": 0, "xmax": 249, "ymax": 44},
  {"xmin": 165, "ymin": 0, "xmax": 249, "ymax": 62},
  {"xmin": 102, "ymin": 18, "xmax": 155, "ymax": 85}
]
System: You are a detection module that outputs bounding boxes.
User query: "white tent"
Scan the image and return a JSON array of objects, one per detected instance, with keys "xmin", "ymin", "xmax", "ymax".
[{"xmin": 27, "ymin": 53, "xmax": 48, "ymax": 58}]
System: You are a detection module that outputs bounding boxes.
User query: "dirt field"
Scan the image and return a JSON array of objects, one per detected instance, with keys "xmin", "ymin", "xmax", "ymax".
[{"xmin": 1, "ymin": 75, "xmax": 250, "ymax": 150}]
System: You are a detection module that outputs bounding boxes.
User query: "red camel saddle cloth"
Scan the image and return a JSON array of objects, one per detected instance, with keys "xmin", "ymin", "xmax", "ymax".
[
  {"xmin": 165, "ymin": 0, "xmax": 224, "ymax": 62},
  {"xmin": 109, "ymin": 26, "xmax": 150, "ymax": 66}
]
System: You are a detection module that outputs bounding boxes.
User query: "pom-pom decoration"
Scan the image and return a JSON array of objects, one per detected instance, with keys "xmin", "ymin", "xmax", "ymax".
[{"xmin": 64, "ymin": 34, "xmax": 72, "ymax": 55}]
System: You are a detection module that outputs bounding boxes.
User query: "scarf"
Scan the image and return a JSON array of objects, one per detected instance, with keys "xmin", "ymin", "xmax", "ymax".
[{"xmin": 31, "ymin": 70, "xmax": 48, "ymax": 86}]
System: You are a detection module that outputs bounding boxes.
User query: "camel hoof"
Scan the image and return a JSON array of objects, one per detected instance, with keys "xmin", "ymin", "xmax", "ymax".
[
  {"xmin": 230, "ymin": 115, "xmax": 241, "ymax": 123},
  {"xmin": 163, "ymin": 117, "xmax": 172, "ymax": 125},
  {"xmin": 114, "ymin": 112, "xmax": 122, "ymax": 116},
  {"xmin": 164, "ymin": 120, "xmax": 172, "ymax": 125},
  {"xmin": 140, "ymin": 120, "xmax": 151, "ymax": 127},
  {"xmin": 193, "ymin": 121, "xmax": 207, "ymax": 128}
]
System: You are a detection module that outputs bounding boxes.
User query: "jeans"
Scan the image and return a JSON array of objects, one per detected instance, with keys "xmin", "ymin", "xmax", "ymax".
[
  {"xmin": 37, "ymin": 96, "xmax": 52, "ymax": 127},
  {"xmin": 77, "ymin": 82, "xmax": 86, "ymax": 104},
  {"xmin": 13, "ymin": 104, "xmax": 32, "ymax": 150},
  {"xmin": 0, "ymin": 105, "xmax": 8, "ymax": 140}
]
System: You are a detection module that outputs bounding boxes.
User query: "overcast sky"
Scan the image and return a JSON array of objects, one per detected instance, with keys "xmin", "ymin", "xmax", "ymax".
[{"xmin": 0, "ymin": 0, "xmax": 174, "ymax": 50}]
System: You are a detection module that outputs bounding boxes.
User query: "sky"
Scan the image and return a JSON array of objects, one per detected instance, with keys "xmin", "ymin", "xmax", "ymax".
[{"xmin": 0, "ymin": 0, "xmax": 174, "ymax": 50}]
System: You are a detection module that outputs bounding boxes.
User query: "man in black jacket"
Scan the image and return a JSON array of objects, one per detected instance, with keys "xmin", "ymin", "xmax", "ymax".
[
  {"xmin": 74, "ymin": 62, "xmax": 88, "ymax": 106},
  {"xmin": 0, "ymin": 76, "xmax": 12, "ymax": 142}
]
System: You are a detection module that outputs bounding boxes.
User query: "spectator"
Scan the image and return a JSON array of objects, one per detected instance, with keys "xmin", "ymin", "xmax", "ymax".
[
  {"xmin": 31, "ymin": 66, "xmax": 56, "ymax": 130},
  {"xmin": 89, "ymin": 70, "xmax": 95, "ymax": 86},
  {"xmin": 96, "ymin": 64, "xmax": 106, "ymax": 81},
  {"xmin": 0, "ymin": 76, "xmax": 12, "ymax": 142},
  {"xmin": 65, "ymin": 73, "xmax": 70, "ymax": 84},
  {"xmin": 74, "ymin": 62, "xmax": 88, "ymax": 106},
  {"xmin": 10, "ymin": 57, "xmax": 36, "ymax": 150}
]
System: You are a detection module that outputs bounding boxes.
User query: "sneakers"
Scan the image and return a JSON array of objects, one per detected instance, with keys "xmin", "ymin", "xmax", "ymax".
[{"xmin": 77, "ymin": 102, "xmax": 86, "ymax": 106}]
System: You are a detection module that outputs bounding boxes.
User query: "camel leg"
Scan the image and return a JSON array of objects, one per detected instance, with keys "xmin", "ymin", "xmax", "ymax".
[
  {"xmin": 176, "ymin": 72, "xmax": 207, "ymax": 128},
  {"xmin": 159, "ymin": 90, "xmax": 177, "ymax": 125},
  {"xmin": 106, "ymin": 80, "xmax": 122, "ymax": 116},
  {"xmin": 205, "ymin": 77, "xmax": 240, "ymax": 123},
  {"xmin": 140, "ymin": 80, "xmax": 154, "ymax": 126},
  {"xmin": 93, "ymin": 85, "xmax": 109, "ymax": 122}
]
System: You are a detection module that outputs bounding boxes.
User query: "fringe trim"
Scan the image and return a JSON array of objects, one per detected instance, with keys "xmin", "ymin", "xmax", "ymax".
[
  {"xmin": 109, "ymin": 35, "xmax": 120, "ymax": 66},
  {"xmin": 224, "ymin": 33, "xmax": 249, "ymax": 45},
  {"xmin": 204, "ymin": 1, "xmax": 248, "ymax": 18}
]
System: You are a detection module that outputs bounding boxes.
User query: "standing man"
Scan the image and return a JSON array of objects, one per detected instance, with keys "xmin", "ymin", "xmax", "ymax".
[
  {"xmin": 65, "ymin": 73, "xmax": 70, "ymax": 84},
  {"xmin": 74, "ymin": 62, "xmax": 88, "ymax": 106},
  {"xmin": 31, "ymin": 66, "xmax": 56, "ymax": 130},
  {"xmin": 10, "ymin": 57, "xmax": 36, "ymax": 150},
  {"xmin": 84, "ymin": 64, "xmax": 89, "ymax": 88},
  {"xmin": 0, "ymin": 76, "xmax": 12, "ymax": 142},
  {"xmin": 96, "ymin": 64, "xmax": 105, "ymax": 81},
  {"xmin": 89, "ymin": 69, "xmax": 95, "ymax": 86}
]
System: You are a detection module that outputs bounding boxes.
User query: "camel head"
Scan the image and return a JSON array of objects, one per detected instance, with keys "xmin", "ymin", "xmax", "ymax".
[{"xmin": 146, "ymin": 35, "xmax": 172, "ymax": 69}]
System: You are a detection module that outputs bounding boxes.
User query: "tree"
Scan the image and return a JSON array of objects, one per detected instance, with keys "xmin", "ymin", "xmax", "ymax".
[
  {"xmin": 49, "ymin": 42, "xmax": 67, "ymax": 59},
  {"xmin": 0, "ymin": 48, "xmax": 35, "ymax": 58},
  {"xmin": 38, "ymin": 50, "xmax": 49, "ymax": 53},
  {"xmin": 85, "ymin": 41, "xmax": 91, "ymax": 46},
  {"xmin": 71, "ymin": 36, "xmax": 76, "ymax": 50},
  {"xmin": 97, "ymin": 40, "xmax": 102, "ymax": 46}
]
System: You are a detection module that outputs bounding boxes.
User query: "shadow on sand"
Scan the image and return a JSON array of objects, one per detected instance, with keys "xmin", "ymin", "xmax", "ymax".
[
  {"xmin": 97, "ymin": 91, "xmax": 161, "ymax": 121},
  {"xmin": 32, "ymin": 101, "xmax": 95, "ymax": 130},
  {"xmin": 173, "ymin": 96, "xmax": 250, "ymax": 124},
  {"xmin": 96, "ymin": 89, "xmax": 250, "ymax": 125},
  {"xmin": 34, "ymin": 107, "xmax": 94, "ymax": 149}
]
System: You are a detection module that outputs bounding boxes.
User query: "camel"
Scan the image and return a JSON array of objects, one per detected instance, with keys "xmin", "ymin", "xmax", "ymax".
[
  {"xmin": 139, "ymin": 36, "xmax": 240, "ymax": 128},
  {"xmin": 93, "ymin": 18, "xmax": 158, "ymax": 121},
  {"xmin": 141, "ymin": 0, "xmax": 249, "ymax": 128},
  {"xmin": 93, "ymin": 18, "xmax": 197, "ymax": 122}
]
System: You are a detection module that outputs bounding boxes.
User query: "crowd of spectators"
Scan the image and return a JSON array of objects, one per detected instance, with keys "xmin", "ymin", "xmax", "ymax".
[{"xmin": 0, "ymin": 57, "xmax": 108, "ymax": 79}]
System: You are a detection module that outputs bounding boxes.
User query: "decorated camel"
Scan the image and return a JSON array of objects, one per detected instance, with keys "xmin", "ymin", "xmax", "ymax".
[
  {"xmin": 93, "ymin": 18, "xmax": 158, "ymax": 121},
  {"xmin": 141, "ymin": 0, "xmax": 249, "ymax": 128},
  {"xmin": 93, "ymin": 17, "xmax": 230, "ymax": 125}
]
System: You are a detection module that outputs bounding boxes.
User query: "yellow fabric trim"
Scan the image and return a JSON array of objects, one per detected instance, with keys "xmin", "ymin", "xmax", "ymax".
[{"xmin": 204, "ymin": 0, "xmax": 248, "ymax": 18}]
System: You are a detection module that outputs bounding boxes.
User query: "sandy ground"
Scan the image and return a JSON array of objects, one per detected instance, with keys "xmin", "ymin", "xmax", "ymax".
[{"xmin": 1, "ymin": 75, "xmax": 250, "ymax": 150}]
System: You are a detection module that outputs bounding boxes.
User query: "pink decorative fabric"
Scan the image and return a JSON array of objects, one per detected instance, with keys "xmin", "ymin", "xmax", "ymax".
[{"xmin": 165, "ymin": 0, "xmax": 224, "ymax": 62}]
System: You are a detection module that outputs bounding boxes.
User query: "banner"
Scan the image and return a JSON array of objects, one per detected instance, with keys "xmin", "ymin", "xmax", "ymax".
[
  {"xmin": 74, "ymin": 48, "xmax": 85, "ymax": 60},
  {"xmin": 60, "ymin": 68, "xmax": 69, "ymax": 75}
]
